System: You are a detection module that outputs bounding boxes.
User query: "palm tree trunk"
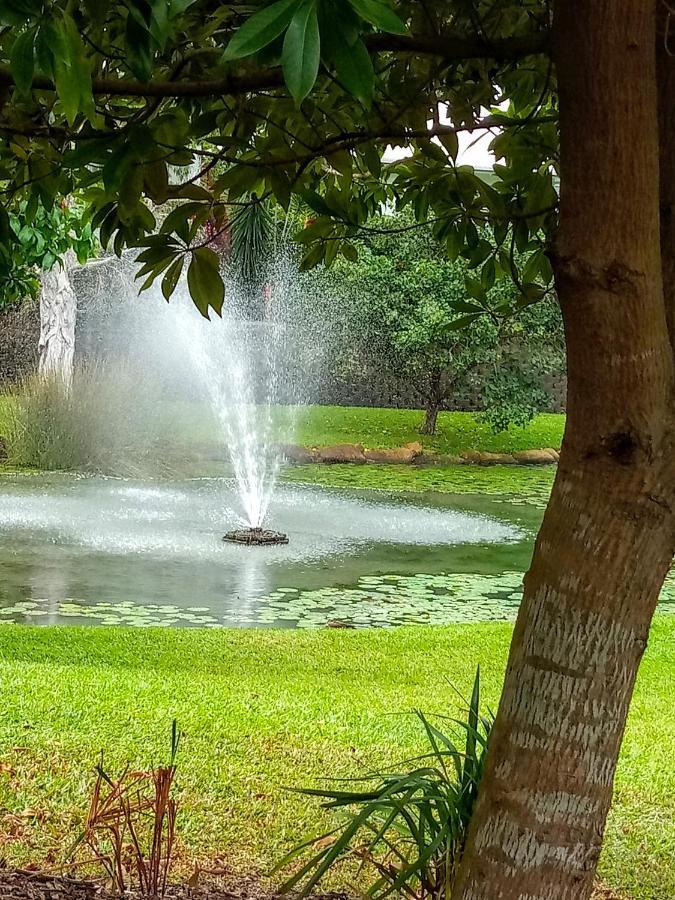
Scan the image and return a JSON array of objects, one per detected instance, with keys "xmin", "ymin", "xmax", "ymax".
[{"xmin": 454, "ymin": 3, "xmax": 674, "ymax": 898}]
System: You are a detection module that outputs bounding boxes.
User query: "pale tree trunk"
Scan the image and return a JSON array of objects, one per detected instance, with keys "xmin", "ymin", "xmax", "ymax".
[
  {"xmin": 455, "ymin": 4, "xmax": 674, "ymax": 899},
  {"xmin": 38, "ymin": 249, "xmax": 77, "ymax": 385}
]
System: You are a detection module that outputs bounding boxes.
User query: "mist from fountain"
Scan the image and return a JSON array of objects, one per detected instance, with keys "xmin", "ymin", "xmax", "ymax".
[{"xmin": 75, "ymin": 252, "xmax": 311, "ymax": 532}]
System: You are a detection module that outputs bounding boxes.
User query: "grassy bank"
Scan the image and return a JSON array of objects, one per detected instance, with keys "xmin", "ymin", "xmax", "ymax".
[
  {"xmin": 294, "ymin": 407, "xmax": 565, "ymax": 455},
  {"xmin": 0, "ymin": 390, "xmax": 565, "ymax": 468},
  {"xmin": 0, "ymin": 621, "xmax": 672, "ymax": 899}
]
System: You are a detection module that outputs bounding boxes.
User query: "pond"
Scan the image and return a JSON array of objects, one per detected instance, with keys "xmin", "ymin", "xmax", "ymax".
[{"xmin": 0, "ymin": 472, "xmax": 672, "ymax": 628}]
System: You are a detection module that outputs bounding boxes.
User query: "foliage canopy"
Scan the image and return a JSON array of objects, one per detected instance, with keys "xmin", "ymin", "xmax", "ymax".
[{"xmin": 0, "ymin": 0, "xmax": 557, "ymax": 318}]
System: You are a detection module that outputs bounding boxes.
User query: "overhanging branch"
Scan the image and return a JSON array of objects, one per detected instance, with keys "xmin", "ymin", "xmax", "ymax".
[{"xmin": 0, "ymin": 31, "xmax": 550, "ymax": 100}]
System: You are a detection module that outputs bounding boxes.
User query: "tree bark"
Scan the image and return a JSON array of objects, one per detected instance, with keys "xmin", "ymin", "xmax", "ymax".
[
  {"xmin": 454, "ymin": 4, "xmax": 674, "ymax": 899},
  {"xmin": 418, "ymin": 403, "xmax": 439, "ymax": 435},
  {"xmin": 657, "ymin": 12, "xmax": 675, "ymax": 350},
  {"xmin": 38, "ymin": 250, "xmax": 77, "ymax": 385}
]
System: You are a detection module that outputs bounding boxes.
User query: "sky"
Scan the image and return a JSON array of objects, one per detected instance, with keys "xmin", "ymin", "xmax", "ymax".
[{"xmin": 382, "ymin": 106, "xmax": 498, "ymax": 170}]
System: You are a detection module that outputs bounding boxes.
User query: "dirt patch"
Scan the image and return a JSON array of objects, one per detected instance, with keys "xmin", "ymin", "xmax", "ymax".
[
  {"xmin": 0, "ymin": 871, "xmax": 347, "ymax": 900},
  {"xmin": 592, "ymin": 885, "xmax": 626, "ymax": 900},
  {"xmin": 0, "ymin": 871, "xmax": 624, "ymax": 900},
  {"xmin": 280, "ymin": 443, "xmax": 559, "ymax": 467}
]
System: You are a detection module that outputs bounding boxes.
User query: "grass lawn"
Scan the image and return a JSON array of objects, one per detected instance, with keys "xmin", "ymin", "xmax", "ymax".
[
  {"xmin": 294, "ymin": 406, "xmax": 565, "ymax": 455},
  {"xmin": 0, "ymin": 621, "xmax": 672, "ymax": 899}
]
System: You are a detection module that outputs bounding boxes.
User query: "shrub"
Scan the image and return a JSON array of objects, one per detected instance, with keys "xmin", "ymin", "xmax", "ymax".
[
  {"xmin": 277, "ymin": 668, "xmax": 492, "ymax": 900},
  {"xmin": 4, "ymin": 363, "xmax": 171, "ymax": 475},
  {"xmin": 71, "ymin": 721, "xmax": 181, "ymax": 897}
]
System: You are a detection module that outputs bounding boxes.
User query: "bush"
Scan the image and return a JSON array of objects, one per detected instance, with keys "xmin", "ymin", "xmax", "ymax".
[
  {"xmin": 4, "ymin": 363, "xmax": 170, "ymax": 475},
  {"xmin": 277, "ymin": 668, "xmax": 492, "ymax": 900}
]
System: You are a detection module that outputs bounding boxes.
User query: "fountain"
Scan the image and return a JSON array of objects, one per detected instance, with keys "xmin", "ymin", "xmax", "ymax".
[
  {"xmin": 223, "ymin": 526, "xmax": 289, "ymax": 545},
  {"xmin": 76, "ymin": 254, "xmax": 303, "ymax": 543},
  {"xmin": 177, "ymin": 272, "xmax": 296, "ymax": 544}
]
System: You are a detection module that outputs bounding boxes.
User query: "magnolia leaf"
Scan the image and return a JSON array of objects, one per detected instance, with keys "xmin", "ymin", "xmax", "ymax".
[
  {"xmin": 465, "ymin": 275, "xmax": 487, "ymax": 303},
  {"xmin": 125, "ymin": 12, "xmax": 153, "ymax": 80},
  {"xmin": 34, "ymin": 26, "xmax": 54, "ymax": 78},
  {"xmin": 363, "ymin": 143, "xmax": 381, "ymax": 176},
  {"xmin": 341, "ymin": 242, "xmax": 358, "ymax": 262},
  {"xmin": 52, "ymin": 14, "xmax": 93, "ymax": 125},
  {"xmin": 332, "ymin": 35, "xmax": 374, "ymax": 106},
  {"xmin": 448, "ymin": 299, "xmax": 484, "ymax": 314},
  {"xmin": 223, "ymin": 0, "xmax": 301, "ymax": 60},
  {"xmin": 282, "ymin": 1, "xmax": 320, "ymax": 105},
  {"xmin": 187, "ymin": 247, "xmax": 224, "ymax": 317},
  {"xmin": 301, "ymin": 191, "xmax": 335, "ymax": 217},
  {"xmin": 162, "ymin": 255, "xmax": 185, "ymax": 300},
  {"xmin": 445, "ymin": 313, "xmax": 481, "ymax": 332},
  {"xmin": 10, "ymin": 28, "xmax": 36, "ymax": 96},
  {"xmin": 143, "ymin": 159, "xmax": 169, "ymax": 204},
  {"xmin": 299, "ymin": 243, "xmax": 325, "ymax": 270},
  {"xmin": 347, "ymin": 0, "xmax": 407, "ymax": 34},
  {"xmin": 438, "ymin": 130, "xmax": 459, "ymax": 161}
]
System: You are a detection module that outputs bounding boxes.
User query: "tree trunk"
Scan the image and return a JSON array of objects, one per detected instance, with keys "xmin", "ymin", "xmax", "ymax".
[
  {"xmin": 454, "ymin": 4, "xmax": 674, "ymax": 899},
  {"xmin": 38, "ymin": 250, "xmax": 77, "ymax": 385},
  {"xmin": 418, "ymin": 402, "xmax": 439, "ymax": 435},
  {"xmin": 418, "ymin": 371, "xmax": 443, "ymax": 434},
  {"xmin": 657, "ymin": 13, "xmax": 675, "ymax": 349}
]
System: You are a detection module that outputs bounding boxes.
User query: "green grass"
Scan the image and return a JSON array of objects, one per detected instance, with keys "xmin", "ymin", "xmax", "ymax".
[
  {"xmin": 0, "ymin": 621, "xmax": 672, "ymax": 899},
  {"xmin": 0, "ymin": 394, "xmax": 14, "ymax": 437},
  {"xmin": 294, "ymin": 407, "xmax": 565, "ymax": 455}
]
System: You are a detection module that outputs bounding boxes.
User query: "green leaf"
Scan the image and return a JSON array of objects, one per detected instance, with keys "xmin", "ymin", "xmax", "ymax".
[
  {"xmin": 299, "ymin": 243, "xmax": 325, "ymax": 270},
  {"xmin": 328, "ymin": 149, "xmax": 352, "ymax": 177},
  {"xmin": 332, "ymin": 35, "xmax": 374, "ymax": 106},
  {"xmin": 162, "ymin": 255, "xmax": 184, "ymax": 300},
  {"xmin": 438, "ymin": 130, "xmax": 459, "ymax": 161},
  {"xmin": 187, "ymin": 246, "xmax": 224, "ymax": 317},
  {"xmin": 223, "ymin": 0, "xmax": 301, "ymax": 60},
  {"xmin": 10, "ymin": 28, "xmax": 36, "ymax": 96},
  {"xmin": 465, "ymin": 275, "xmax": 487, "ymax": 303},
  {"xmin": 363, "ymin": 143, "xmax": 381, "ymax": 176},
  {"xmin": 143, "ymin": 159, "xmax": 169, "ymax": 204},
  {"xmin": 52, "ymin": 14, "xmax": 93, "ymax": 125},
  {"xmin": 347, "ymin": 0, "xmax": 407, "ymax": 34},
  {"xmin": 34, "ymin": 26, "xmax": 54, "ymax": 78},
  {"xmin": 448, "ymin": 299, "xmax": 483, "ymax": 314},
  {"xmin": 301, "ymin": 191, "xmax": 334, "ymax": 217},
  {"xmin": 341, "ymin": 242, "xmax": 358, "ymax": 262},
  {"xmin": 282, "ymin": 2, "xmax": 320, "ymax": 105},
  {"xmin": 166, "ymin": 183, "xmax": 212, "ymax": 201},
  {"xmin": 522, "ymin": 249, "xmax": 544, "ymax": 283},
  {"xmin": 519, "ymin": 282, "xmax": 546, "ymax": 304},
  {"xmin": 125, "ymin": 12, "xmax": 153, "ymax": 80},
  {"xmin": 445, "ymin": 312, "xmax": 481, "ymax": 331}
]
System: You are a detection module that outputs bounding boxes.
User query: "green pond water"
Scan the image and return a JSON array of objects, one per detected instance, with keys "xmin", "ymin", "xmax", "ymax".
[{"xmin": 0, "ymin": 469, "xmax": 671, "ymax": 629}]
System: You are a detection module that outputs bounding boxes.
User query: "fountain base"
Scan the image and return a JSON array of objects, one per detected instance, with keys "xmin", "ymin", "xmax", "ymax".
[{"xmin": 223, "ymin": 526, "xmax": 289, "ymax": 546}]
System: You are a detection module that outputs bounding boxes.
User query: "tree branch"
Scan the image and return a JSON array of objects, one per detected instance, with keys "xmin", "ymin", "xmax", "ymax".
[{"xmin": 0, "ymin": 31, "xmax": 550, "ymax": 100}]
